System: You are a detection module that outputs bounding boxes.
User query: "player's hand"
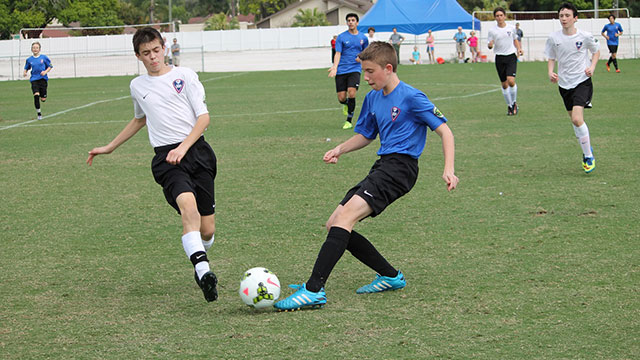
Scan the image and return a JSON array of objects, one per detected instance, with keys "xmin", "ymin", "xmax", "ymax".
[
  {"xmin": 86, "ymin": 146, "xmax": 112, "ymax": 166},
  {"xmin": 442, "ymin": 171, "xmax": 459, "ymax": 191},
  {"xmin": 488, "ymin": 41, "xmax": 494, "ymax": 49},
  {"xmin": 166, "ymin": 146, "xmax": 186, "ymax": 165},
  {"xmin": 604, "ymin": 35, "xmax": 610, "ymax": 40},
  {"xmin": 40, "ymin": 71, "xmax": 46, "ymax": 76},
  {"xmin": 328, "ymin": 66, "xmax": 337, "ymax": 78},
  {"xmin": 518, "ymin": 49, "xmax": 524, "ymax": 56},
  {"xmin": 549, "ymin": 72, "xmax": 558, "ymax": 83},
  {"xmin": 585, "ymin": 67, "xmax": 595, "ymax": 77},
  {"xmin": 323, "ymin": 148, "xmax": 340, "ymax": 164}
]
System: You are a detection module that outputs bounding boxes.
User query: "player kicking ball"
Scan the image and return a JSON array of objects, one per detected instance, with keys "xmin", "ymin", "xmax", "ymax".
[
  {"xmin": 545, "ymin": 2, "xmax": 599, "ymax": 173},
  {"xmin": 87, "ymin": 27, "xmax": 219, "ymax": 302},
  {"xmin": 274, "ymin": 42, "xmax": 458, "ymax": 311}
]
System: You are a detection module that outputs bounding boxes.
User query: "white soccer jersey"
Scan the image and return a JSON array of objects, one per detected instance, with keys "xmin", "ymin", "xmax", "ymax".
[
  {"xmin": 130, "ymin": 66, "xmax": 208, "ymax": 147},
  {"xmin": 488, "ymin": 24, "xmax": 518, "ymax": 55},
  {"xmin": 545, "ymin": 29, "xmax": 599, "ymax": 90}
]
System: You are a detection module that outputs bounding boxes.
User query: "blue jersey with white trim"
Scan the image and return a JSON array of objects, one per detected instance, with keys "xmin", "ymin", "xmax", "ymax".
[
  {"xmin": 335, "ymin": 30, "xmax": 368, "ymax": 75},
  {"xmin": 354, "ymin": 81, "xmax": 447, "ymax": 159},
  {"xmin": 24, "ymin": 55, "xmax": 52, "ymax": 81}
]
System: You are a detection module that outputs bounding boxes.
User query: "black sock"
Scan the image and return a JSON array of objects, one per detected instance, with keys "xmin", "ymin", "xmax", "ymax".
[
  {"xmin": 339, "ymin": 99, "xmax": 347, "ymax": 105},
  {"xmin": 607, "ymin": 57, "xmax": 612, "ymax": 65},
  {"xmin": 306, "ymin": 227, "xmax": 350, "ymax": 292},
  {"xmin": 613, "ymin": 58, "xmax": 618, "ymax": 69},
  {"xmin": 347, "ymin": 231, "xmax": 397, "ymax": 277},
  {"xmin": 347, "ymin": 97, "xmax": 356, "ymax": 118},
  {"xmin": 34, "ymin": 95, "xmax": 40, "ymax": 110}
]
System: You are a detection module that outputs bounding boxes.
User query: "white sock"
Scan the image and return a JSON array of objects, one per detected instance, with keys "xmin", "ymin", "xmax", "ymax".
[
  {"xmin": 502, "ymin": 87, "xmax": 512, "ymax": 106},
  {"xmin": 202, "ymin": 234, "xmax": 214, "ymax": 251},
  {"xmin": 509, "ymin": 84, "xmax": 517, "ymax": 105},
  {"xmin": 572, "ymin": 123, "xmax": 592, "ymax": 157},
  {"xmin": 182, "ymin": 231, "xmax": 210, "ymax": 278}
]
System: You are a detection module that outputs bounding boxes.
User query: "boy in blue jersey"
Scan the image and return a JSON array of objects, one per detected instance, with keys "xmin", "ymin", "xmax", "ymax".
[
  {"xmin": 601, "ymin": 15, "xmax": 623, "ymax": 73},
  {"xmin": 275, "ymin": 42, "xmax": 458, "ymax": 311},
  {"xmin": 328, "ymin": 13, "xmax": 369, "ymax": 129},
  {"xmin": 23, "ymin": 42, "xmax": 52, "ymax": 120}
]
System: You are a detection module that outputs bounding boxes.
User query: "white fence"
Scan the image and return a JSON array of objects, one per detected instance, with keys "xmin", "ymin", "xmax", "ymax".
[{"xmin": 1, "ymin": 18, "xmax": 638, "ymax": 80}]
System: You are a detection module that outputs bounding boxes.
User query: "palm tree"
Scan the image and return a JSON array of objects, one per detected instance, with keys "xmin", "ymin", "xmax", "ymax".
[
  {"xmin": 292, "ymin": 8, "xmax": 330, "ymax": 27},
  {"xmin": 204, "ymin": 12, "xmax": 239, "ymax": 30}
]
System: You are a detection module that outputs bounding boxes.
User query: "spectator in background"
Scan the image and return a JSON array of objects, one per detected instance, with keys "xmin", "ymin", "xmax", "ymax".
[
  {"xmin": 453, "ymin": 27, "xmax": 467, "ymax": 63},
  {"xmin": 331, "ymin": 35, "xmax": 337, "ymax": 63},
  {"xmin": 388, "ymin": 28, "xmax": 405, "ymax": 63},
  {"xmin": 409, "ymin": 46, "xmax": 421, "ymax": 64},
  {"xmin": 467, "ymin": 31, "xmax": 479, "ymax": 63},
  {"xmin": 367, "ymin": 27, "xmax": 379, "ymax": 43},
  {"xmin": 171, "ymin": 38, "xmax": 181, "ymax": 66},
  {"xmin": 426, "ymin": 29, "xmax": 435, "ymax": 64}
]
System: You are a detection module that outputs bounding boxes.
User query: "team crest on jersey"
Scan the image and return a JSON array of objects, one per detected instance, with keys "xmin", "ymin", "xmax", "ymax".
[
  {"xmin": 433, "ymin": 106, "xmax": 444, "ymax": 118},
  {"xmin": 391, "ymin": 107, "xmax": 400, "ymax": 121},
  {"xmin": 173, "ymin": 79, "xmax": 185, "ymax": 93},
  {"xmin": 575, "ymin": 41, "xmax": 583, "ymax": 50}
]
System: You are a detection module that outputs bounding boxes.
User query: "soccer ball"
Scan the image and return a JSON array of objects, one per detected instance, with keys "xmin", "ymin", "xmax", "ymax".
[{"xmin": 238, "ymin": 267, "xmax": 281, "ymax": 309}]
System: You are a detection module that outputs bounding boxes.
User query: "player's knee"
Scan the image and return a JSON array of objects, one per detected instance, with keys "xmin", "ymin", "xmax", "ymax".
[{"xmin": 200, "ymin": 220, "xmax": 215, "ymax": 240}]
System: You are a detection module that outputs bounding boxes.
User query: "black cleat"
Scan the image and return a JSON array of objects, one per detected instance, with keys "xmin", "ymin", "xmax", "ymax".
[
  {"xmin": 199, "ymin": 271, "xmax": 218, "ymax": 302},
  {"xmin": 507, "ymin": 105, "xmax": 513, "ymax": 116}
]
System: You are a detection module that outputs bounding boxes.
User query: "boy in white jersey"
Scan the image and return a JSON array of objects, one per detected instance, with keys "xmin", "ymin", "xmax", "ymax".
[
  {"xmin": 545, "ymin": 2, "xmax": 599, "ymax": 173},
  {"xmin": 487, "ymin": 7, "xmax": 523, "ymax": 116},
  {"xmin": 86, "ymin": 27, "xmax": 219, "ymax": 302}
]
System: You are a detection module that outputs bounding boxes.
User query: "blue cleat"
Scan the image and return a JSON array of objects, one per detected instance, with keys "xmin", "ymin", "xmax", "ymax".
[
  {"xmin": 582, "ymin": 147, "xmax": 595, "ymax": 173},
  {"xmin": 356, "ymin": 270, "xmax": 406, "ymax": 294},
  {"xmin": 274, "ymin": 283, "xmax": 326, "ymax": 311}
]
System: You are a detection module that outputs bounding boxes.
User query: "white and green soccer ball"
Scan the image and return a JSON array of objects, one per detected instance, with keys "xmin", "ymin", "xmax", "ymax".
[{"xmin": 239, "ymin": 267, "xmax": 281, "ymax": 309}]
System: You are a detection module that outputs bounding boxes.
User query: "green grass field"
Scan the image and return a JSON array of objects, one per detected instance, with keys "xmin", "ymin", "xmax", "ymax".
[{"xmin": 1, "ymin": 60, "xmax": 638, "ymax": 359}]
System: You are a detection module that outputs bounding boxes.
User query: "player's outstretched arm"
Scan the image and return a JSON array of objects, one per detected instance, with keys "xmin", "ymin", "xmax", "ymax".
[
  {"xmin": 547, "ymin": 59, "xmax": 558, "ymax": 83},
  {"xmin": 434, "ymin": 123, "xmax": 458, "ymax": 191},
  {"xmin": 323, "ymin": 134, "xmax": 373, "ymax": 164},
  {"xmin": 87, "ymin": 116, "xmax": 146, "ymax": 165}
]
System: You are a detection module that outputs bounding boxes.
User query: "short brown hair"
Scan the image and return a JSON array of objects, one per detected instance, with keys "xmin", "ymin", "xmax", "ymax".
[
  {"xmin": 493, "ymin": 7, "xmax": 506, "ymax": 16},
  {"xmin": 358, "ymin": 41, "xmax": 397, "ymax": 72},
  {"xmin": 132, "ymin": 27, "xmax": 164, "ymax": 55}
]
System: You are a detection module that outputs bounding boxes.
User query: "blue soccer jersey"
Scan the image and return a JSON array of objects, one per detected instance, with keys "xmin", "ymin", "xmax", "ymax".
[
  {"xmin": 24, "ymin": 55, "xmax": 52, "ymax": 81},
  {"xmin": 335, "ymin": 30, "xmax": 368, "ymax": 75},
  {"xmin": 602, "ymin": 23, "xmax": 623, "ymax": 45},
  {"xmin": 354, "ymin": 81, "xmax": 447, "ymax": 159}
]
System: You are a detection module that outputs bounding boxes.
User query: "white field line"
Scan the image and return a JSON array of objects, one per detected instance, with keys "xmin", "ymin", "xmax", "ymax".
[{"xmin": 1, "ymin": 86, "xmax": 500, "ymax": 130}]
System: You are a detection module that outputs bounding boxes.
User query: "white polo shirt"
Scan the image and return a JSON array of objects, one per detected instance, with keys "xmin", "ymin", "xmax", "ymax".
[
  {"xmin": 544, "ymin": 29, "xmax": 599, "ymax": 90},
  {"xmin": 488, "ymin": 24, "xmax": 518, "ymax": 56},
  {"xmin": 130, "ymin": 66, "xmax": 208, "ymax": 148}
]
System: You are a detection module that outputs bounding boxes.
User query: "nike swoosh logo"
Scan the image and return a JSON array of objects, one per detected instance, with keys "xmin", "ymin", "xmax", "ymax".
[
  {"xmin": 267, "ymin": 277, "xmax": 280, "ymax": 288},
  {"xmin": 196, "ymin": 254, "xmax": 205, "ymax": 259},
  {"xmin": 364, "ymin": 190, "xmax": 373, "ymax": 198},
  {"xmin": 142, "ymin": 93, "xmax": 150, "ymax": 99}
]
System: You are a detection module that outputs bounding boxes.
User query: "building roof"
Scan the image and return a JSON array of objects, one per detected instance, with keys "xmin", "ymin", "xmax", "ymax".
[{"xmin": 257, "ymin": 0, "xmax": 372, "ymax": 28}]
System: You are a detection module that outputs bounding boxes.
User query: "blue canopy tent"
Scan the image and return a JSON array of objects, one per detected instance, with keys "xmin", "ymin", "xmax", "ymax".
[{"xmin": 357, "ymin": 0, "xmax": 481, "ymax": 35}]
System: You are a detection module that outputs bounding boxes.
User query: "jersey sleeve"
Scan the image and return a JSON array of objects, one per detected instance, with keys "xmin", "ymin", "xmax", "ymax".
[
  {"xmin": 487, "ymin": 29, "xmax": 494, "ymax": 43},
  {"xmin": 412, "ymin": 92, "xmax": 446, "ymax": 131},
  {"xmin": 186, "ymin": 70, "xmax": 209, "ymax": 118},
  {"xmin": 335, "ymin": 35, "xmax": 343, "ymax": 53},
  {"xmin": 130, "ymin": 83, "xmax": 145, "ymax": 119},
  {"xmin": 617, "ymin": 24, "xmax": 623, "ymax": 33},
  {"xmin": 585, "ymin": 32, "xmax": 599, "ymax": 54},
  {"xmin": 362, "ymin": 35, "xmax": 369, "ymax": 50},
  {"xmin": 24, "ymin": 58, "xmax": 31, "ymax": 71},
  {"xmin": 601, "ymin": 25, "xmax": 608, "ymax": 33},
  {"xmin": 544, "ymin": 36, "xmax": 556, "ymax": 60},
  {"xmin": 44, "ymin": 56, "xmax": 52, "ymax": 68},
  {"xmin": 353, "ymin": 94, "xmax": 378, "ymax": 140}
]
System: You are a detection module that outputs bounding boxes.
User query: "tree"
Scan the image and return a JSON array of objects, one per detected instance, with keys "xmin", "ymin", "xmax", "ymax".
[
  {"xmin": 0, "ymin": 0, "xmax": 63, "ymax": 39},
  {"xmin": 57, "ymin": 0, "xmax": 124, "ymax": 35},
  {"xmin": 239, "ymin": 0, "xmax": 292, "ymax": 21},
  {"xmin": 204, "ymin": 12, "xmax": 239, "ymax": 30},
  {"xmin": 291, "ymin": 8, "xmax": 330, "ymax": 27}
]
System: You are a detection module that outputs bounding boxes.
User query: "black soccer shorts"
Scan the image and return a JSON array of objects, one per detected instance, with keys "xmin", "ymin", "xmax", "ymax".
[
  {"xmin": 495, "ymin": 53, "xmax": 518, "ymax": 82},
  {"xmin": 559, "ymin": 78, "xmax": 593, "ymax": 111},
  {"xmin": 30, "ymin": 79, "xmax": 48, "ymax": 98},
  {"xmin": 151, "ymin": 137, "xmax": 217, "ymax": 216},
  {"xmin": 335, "ymin": 72, "xmax": 361, "ymax": 93},
  {"xmin": 340, "ymin": 153, "xmax": 418, "ymax": 218}
]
